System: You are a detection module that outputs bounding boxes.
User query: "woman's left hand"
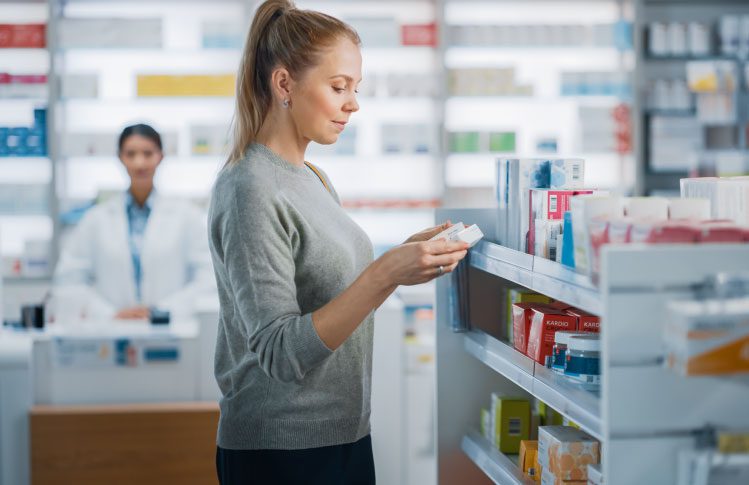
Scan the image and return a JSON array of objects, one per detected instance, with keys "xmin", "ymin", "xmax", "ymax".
[{"xmin": 403, "ymin": 220, "xmax": 453, "ymax": 244}]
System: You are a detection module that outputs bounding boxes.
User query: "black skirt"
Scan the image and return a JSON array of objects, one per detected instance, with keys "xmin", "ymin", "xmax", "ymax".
[{"xmin": 216, "ymin": 434, "xmax": 376, "ymax": 485}]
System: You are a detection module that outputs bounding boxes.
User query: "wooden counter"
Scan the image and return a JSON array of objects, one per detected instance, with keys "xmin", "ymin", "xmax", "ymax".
[{"xmin": 30, "ymin": 402, "xmax": 219, "ymax": 485}]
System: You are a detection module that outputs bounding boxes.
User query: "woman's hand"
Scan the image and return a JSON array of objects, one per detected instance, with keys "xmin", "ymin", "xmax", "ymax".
[
  {"xmin": 403, "ymin": 220, "xmax": 454, "ymax": 244},
  {"xmin": 373, "ymin": 239, "xmax": 469, "ymax": 287}
]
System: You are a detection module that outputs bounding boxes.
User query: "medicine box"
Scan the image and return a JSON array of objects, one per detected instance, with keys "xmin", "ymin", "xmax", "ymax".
[
  {"xmin": 520, "ymin": 440, "xmax": 541, "ymax": 482},
  {"xmin": 491, "ymin": 395, "xmax": 531, "ymax": 453},
  {"xmin": 58, "ymin": 18, "xmax": 161, "ymax": 48},
  {"xmin": 570, "ymin": 195, "xmax": 621, "ymax": 276},
  {"xmin": 0, "ymin": 24, "xmax": 45, "ymax": 48},
  {"xmin": 137, "ymin": 74, "xmax": 235, "ymax": 97},
  {"xmin": 538, "ymin": 426, "xmax": 600, "ymax": 482},
  {"xmin": 526, "ymin": 307, "xmax": 577, "ymax": 365},
  {"xmin": 529, "ymin": 189, "xmax": 579, "ymax": 256},
  {"xmin": 537, "ymin": 402, "xmax": 564, "ymax": 427},
  {"xmin": 565, "ymin": 308, "xmax": 600, "ymax": 333},
  {"xmin": 507, "ymin": 290, "xmax": 552, "ymax": 344},
  {"xmin": 513, "ymin": 303, "xmax": 542, "ymax": 354},
  {"xmin": 666, "ymin": 297, "xmax": 749, "ymax": 376}
]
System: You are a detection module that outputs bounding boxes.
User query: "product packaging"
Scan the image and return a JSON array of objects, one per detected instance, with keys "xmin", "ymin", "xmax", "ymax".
[
  {"xmin": 541, "ymin": 467, "xmax": 586, "ymax": 485},
  {"xmin": 665, "ymin": 296, "xmax": 749, "ymax": 376},
  {"xmin": 498, "ymin": 158, "xmax": 585, "ymax": 252},
  {"xmin": 0, "ymin": 24, "xmax": 45, "ymax": 48},
  {"xmin": 58, "ymin": 18, "xmax": 161, "ymax": 48},
  {"xmin": 526, "ymin": 307, "xmax": 577, "ymax": 365},
  {"xmin": 513, "ymin": 303, "xmax": 543, "ymax": 354},
  {"xmin": 507, "ymin": 290, "xmax": 552, "ymax": 344},
  {"xmin": 529, "ymin": 189, "xmax": 594, "ymax": 256},
  {"xmin": 629, "ymin": 220, "xmax": 700, "ymax": 244},
  {"xmin": 537, "ymin": 402, "xmax": 564, "ymax": 427},
  {"xmin": 697, "ymin": 220, "xmax": 746, "ymax": 243},
  {"xmin": 137, "ymin": 74, "xmax": 235, "ymax": 97},
  {"xmin": 538, "ymin": 426, "xmax": 600, "ymax": 482},
  {"xmin": 565, "ymin": 308, "xmax": 600, "ymax": 333},
  {"xmin": 491, "ymin": 395, "xmax": 531, "ymax": 453},
  {"xmin": 520, "ymin": 440, "xmax": 541, "ymax": 482},
  {"xmin": 570, "ymin": 195, "xmax": 622, "ymax": 276},
  {"xmin": 561, "ymin": 212, "xmax": 575, "ymax": 268},
  {"xmin": 551, "ymin": 331, "xmax": 590, "ymax": 374},
  {"xmin": 624, "ymin": 197, "xmax": 669, "ymax": 220},
  {"xmin": 481, "ymin": 408, "xmax": 491, "ymax": 441},
  {"xmin": 669, "ymin": 198, "xmax": 711, "ymax": 220},
  {"xmin": 564, "ymin": 334, "xmax": 601, "ymax": 388}
]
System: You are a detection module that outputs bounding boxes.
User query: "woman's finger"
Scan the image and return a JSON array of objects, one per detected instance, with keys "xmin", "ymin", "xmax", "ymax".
[
  {"xmin": 425, "ymin": 250, "xmax": 467, "ymax": 268},
  {"xmin": 426, "ymin": 239, "xmax": 469, "ymax": 255}
]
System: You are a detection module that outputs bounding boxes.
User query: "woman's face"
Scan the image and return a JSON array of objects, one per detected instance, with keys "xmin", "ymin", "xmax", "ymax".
[
  {"xmin": 289, "ymin": 37, "xmax": 362, "ymax": 146},
  {"xmin": 119, "ymin": 134, "xmax": 163, "ymax": 185}
]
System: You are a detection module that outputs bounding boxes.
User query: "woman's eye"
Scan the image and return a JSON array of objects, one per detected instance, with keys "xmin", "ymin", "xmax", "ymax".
[{"xmin": 333, "ymin": 87, "xmax": 345, "ymax": 93}]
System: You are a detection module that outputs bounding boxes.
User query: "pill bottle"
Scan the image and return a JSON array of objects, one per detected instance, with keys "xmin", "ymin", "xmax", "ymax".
[
  {"xmin": 550, "ymin": 331, "xmax": 587, "ymax": 374},
  {"xmin": 565, "ymin": 334, "xmax": 601, "ymax": 387}
]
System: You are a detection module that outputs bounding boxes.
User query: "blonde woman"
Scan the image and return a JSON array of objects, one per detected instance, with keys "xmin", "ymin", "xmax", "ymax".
[{"xmin": 209, "ymin": 1, "xmax": 468, "ymax": 483}]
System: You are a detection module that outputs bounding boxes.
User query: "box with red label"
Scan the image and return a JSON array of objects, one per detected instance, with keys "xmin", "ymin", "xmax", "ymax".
[
  {"xmin": 565, "ymin": 308, "xmax": 600, "ymax": 333},
  {"xmin": 400, "ymin": 23, "xmax": 437, "ymax": 46},
  {"xmin": 630, "ymin": 220, "xmax": 700, "ymax": 244},
  {"xmin": 526, "ymin": 307, "xmax": 577, "ymax": 364},
  {"xmin": 529, "ymin": 189, "xmax": 594, "ymax": 255},
  {"xmin": 697, "ymin": 221, "xmax": 746, "ymax": 243},
  {"xmin": 513, "ymin": 303, "xmax": 544, "ymax": 354},
  {"xmin": 608, "ymin": 217, "xmax": 634, "ymax": 244},
  {"xmin": 0, "ymin": 24, "xmax": 46, "ymax": 48}
]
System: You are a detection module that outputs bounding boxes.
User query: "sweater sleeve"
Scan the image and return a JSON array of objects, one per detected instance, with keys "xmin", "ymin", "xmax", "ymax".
[{"xmin": 218, "ymin": 183, "xmax": 333, "ymax": 383}]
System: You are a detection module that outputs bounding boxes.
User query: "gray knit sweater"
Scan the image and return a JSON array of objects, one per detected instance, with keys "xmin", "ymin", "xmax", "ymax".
[{"xmin": 208, "ymin": 143, "xmax": 374, "ymax": 450}]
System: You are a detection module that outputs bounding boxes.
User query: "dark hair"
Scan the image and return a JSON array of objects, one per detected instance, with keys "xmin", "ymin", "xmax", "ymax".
[
  {"xmin": 227, "ymin": 0, "xmax": 360, "ymax": 164},
  {"xmin": 118, "ymin": 124, "xmax": 163, "ymax": 152}
]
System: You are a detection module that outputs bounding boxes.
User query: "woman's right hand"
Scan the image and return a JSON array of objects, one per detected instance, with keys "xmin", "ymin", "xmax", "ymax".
[{"xmin": 373, "ymin": 239, "xmax": 469, "ymax": 287}]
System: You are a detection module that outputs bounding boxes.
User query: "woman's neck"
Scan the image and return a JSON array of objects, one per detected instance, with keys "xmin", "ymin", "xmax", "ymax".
[
  {"xmin": 255, "ymin": 110, "xmax": 309, "ymax": 167},
  {"xmin": 129, "ymin": 184, "xmax": 153, "ymax": 207}
]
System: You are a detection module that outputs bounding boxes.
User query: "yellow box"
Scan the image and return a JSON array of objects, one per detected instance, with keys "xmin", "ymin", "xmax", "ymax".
[{"xmin": 137, "ymin": 74, "xmax": 235, "ymax": 97}]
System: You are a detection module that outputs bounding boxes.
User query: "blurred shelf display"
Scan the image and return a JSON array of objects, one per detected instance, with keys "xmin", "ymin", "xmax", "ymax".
[
  {"xmin": 634, "ymin": 0, "xmax": 749, "ymax": 195},
  {"xmin": 0, "ymin": 2, "xmax": 51, "ymax": 268},
  {"xmin": 441, "ymin": 0, "xmax": 634, "ymax": 200}
]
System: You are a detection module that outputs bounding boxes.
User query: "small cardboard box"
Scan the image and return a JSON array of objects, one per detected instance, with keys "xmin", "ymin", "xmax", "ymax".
[
  {"xmin": 565, "ymin": 308, "xmax": 600, "ymax": 333},
  {"xmin": 526, "ymin": 308, "xmax": 577, "ymax": 365},
  {"xmin": 538, "ymin": 426, "xmax": 600, "ymax": 482},
  {"xmin": 491, "ymin": 395, "xmax": 531, "ymax": 454},
  {"xmin": 507, "ymin": 290, "xmax": 552, "ymax": 344},
  {"xmin": 520, "ymin": 440, "xmax": 541, "ymax": 482},
  {"xmin": 512, "ymin": 301, "xmax": 550, "ymax": 353}
]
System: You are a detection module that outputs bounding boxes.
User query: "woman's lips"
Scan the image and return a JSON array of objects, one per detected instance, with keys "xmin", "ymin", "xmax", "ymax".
[{"xmin": 332, "ymin": 121, "xmax": 346, "ymax": 131}]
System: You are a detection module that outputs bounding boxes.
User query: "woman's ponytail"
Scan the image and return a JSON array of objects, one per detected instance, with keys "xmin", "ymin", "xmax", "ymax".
[{"xmin": 226, "ymin": 0, "xmax": 359, "ymax": 165}]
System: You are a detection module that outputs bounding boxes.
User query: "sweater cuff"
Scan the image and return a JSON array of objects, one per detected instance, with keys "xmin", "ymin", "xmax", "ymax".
[{"xmin": 292, "ymin": 313, "xmax": 334, "ymax": 370}]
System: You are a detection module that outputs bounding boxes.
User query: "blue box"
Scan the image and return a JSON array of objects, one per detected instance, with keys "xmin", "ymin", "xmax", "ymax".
[
  {"xmin": 33, "ymin": 108, "xmax": 47, "ymax": 130},
  {"xmin": 561, "ymin": 211, "xmax": 575, "ymax": 268}
]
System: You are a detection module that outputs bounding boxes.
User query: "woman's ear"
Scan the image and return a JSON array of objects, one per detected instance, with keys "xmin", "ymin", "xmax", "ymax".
[{"xmin": 270, "ymin": 66, "xmax": 294, "ymax": 106}]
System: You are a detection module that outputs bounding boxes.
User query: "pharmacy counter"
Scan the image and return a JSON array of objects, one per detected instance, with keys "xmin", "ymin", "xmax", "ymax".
[{"xmin": 0, "ymin": 315, "xmax": 221, "ymax": 485}]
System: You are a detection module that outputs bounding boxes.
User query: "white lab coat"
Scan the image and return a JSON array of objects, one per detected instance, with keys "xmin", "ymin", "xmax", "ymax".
[{"xmin": 52, "ymin": 193, "xmax": 215, "ymax": 320}]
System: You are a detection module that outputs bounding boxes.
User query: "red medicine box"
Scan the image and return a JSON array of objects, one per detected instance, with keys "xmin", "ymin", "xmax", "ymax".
[
  {"xmin": 512, "ymin": 303, "xmax": 543, "ymax": 354},
  {"xmin": 698, "ymin": 221, "xmax": 746, "ymax": 243},
  {"xmin": 525, "ymin": 307, "xmax": 577, "ymax": 365},
  {"xmin": 0, "ymin": 24, "xmax": 46, "ymax": 48},
  {"xmin": 565, "ymin": 308, "xmax": 600, "ymax": 333}
]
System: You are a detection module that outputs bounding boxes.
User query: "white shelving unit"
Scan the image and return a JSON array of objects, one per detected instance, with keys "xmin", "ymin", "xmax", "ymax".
[
  {"xmin": 436, "ymin": 207, "xmax": 749, "ymax": 485},
  {"xmin": 438, "ymin": 0, "xmax": 636, "ymax": 202}
]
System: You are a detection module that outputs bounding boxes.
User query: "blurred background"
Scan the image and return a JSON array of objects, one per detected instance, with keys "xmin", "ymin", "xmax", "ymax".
[{"xmin": 1, "ymin": 0, "xmax": 748, "ymax": 484}]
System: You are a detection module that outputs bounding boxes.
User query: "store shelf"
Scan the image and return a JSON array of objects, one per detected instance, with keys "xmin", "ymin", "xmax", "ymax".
[
  {"xmin": 464, "ymin": 330, "xmax": 602, "ymax": 441},
  {"xmin": 2, "ymin": 275, "xmax": 51, "ymax": 284},
  {"xmin": 461, "ymin": 431, "xmax": 535, "ymax": 485},
  {"xmin": 470, "ymin": 240, "xmax": 602, "ymax": 315}
]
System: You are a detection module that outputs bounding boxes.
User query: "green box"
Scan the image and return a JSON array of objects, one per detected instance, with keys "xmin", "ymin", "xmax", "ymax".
[
  {"xmin": 489, "ymin": 131, "xmax": 516, "ymax": 152},
  {"xmin": 492, "ymin": 395, "xmax": 531, "ymax": 453},
  {"xmin": 506, "ymin": 289, "xmax": 552, "ymax": 344},
  {"xmin": 537, "ymin": 402, "xmax": 564, "ymax": 427},
  {"xmin": 449, "ymin": 131, "xmax": 480, "ymax": 153}
]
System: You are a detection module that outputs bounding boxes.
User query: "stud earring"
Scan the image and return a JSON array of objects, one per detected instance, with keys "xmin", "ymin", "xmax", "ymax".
[{"xmin": 282, "ymin": 99, "xmax": 289, "ymax": 108}]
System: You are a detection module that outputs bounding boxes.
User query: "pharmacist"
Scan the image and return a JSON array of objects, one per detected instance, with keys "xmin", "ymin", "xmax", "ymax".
[{"xmin": 52, "ymin": 124, "xmax": 215, "ymax": 321}]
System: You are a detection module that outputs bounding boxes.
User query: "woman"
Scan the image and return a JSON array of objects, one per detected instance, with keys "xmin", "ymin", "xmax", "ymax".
[
  {"xmin": 53, "ymin": 124, "xmax": 214, "ymax": 321},
  {"xmin": 209, "ymin": 1, "xmax": 468, "ymax": 483}
]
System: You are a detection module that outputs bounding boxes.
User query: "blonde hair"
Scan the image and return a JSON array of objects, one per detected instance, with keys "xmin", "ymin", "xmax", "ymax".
[{"xmin": 227, "ymin": 0, "xmax": 360, "ymax": 164}]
